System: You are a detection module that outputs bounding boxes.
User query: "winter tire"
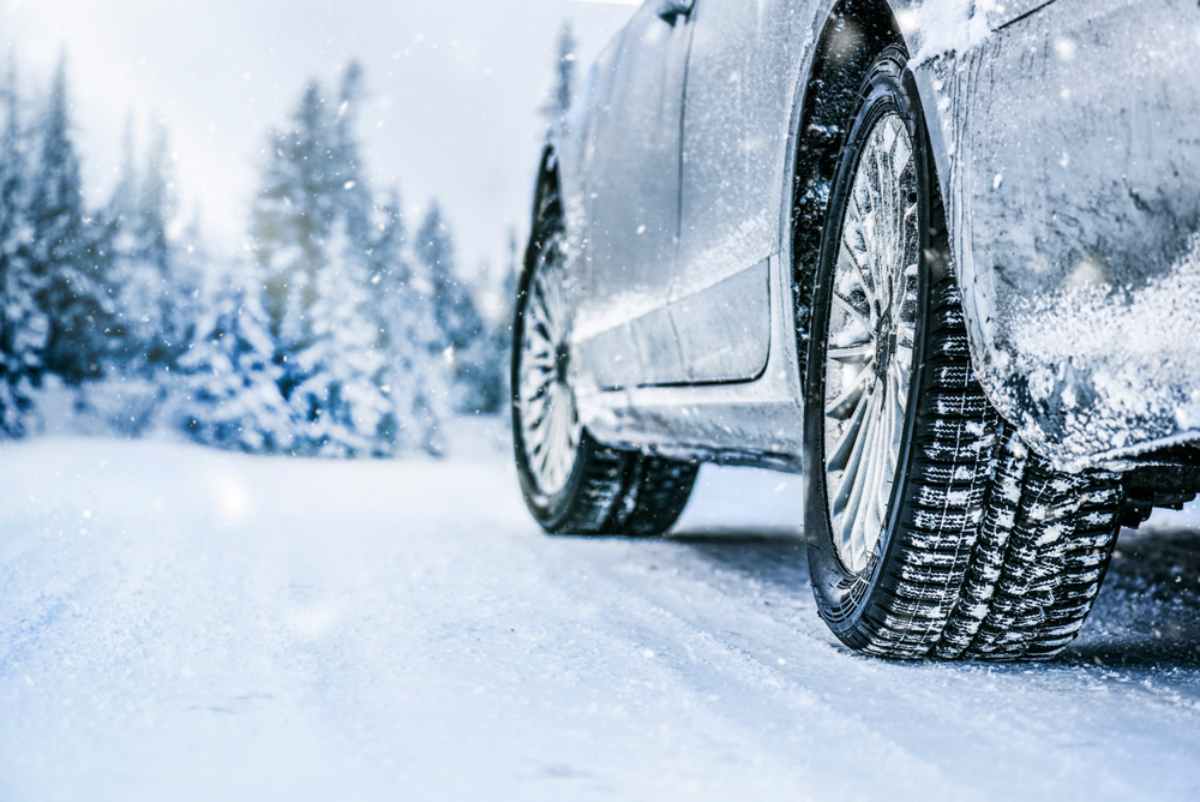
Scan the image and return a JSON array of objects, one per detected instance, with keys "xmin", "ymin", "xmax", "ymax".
[
  {"xmin": 803, "ymin": 47, "xmax": 1124, "ymax": 660},
  {"xmin": 512, "ymin": 166, "xmax": 698, "ymax": 536}
]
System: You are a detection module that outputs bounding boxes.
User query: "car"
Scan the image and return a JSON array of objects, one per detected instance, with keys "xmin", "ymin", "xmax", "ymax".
[{"xmin": 509, "ymin": 0, "xmax": 1200, "ymax": 660}]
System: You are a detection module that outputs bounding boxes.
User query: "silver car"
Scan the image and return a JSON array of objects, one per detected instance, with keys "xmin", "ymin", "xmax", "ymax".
[{"xmin": 510, "ymin": 0, "xmax": 1200, "ymax": 660}]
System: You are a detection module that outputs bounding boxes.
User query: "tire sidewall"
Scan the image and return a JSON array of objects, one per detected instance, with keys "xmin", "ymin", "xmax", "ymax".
[{"xmin": 803, "ymin": 50, "xmax": 935, "ymax": 640}]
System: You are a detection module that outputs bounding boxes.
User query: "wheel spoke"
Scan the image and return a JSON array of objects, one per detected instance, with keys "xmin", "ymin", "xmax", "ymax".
[
  {"xmin": 828, "ymin": 343, "xmax": 872, "ymax": 365},
  {"xmin": 532, "ymin": 277, "xmax": 558, "ymax": 339},
  {"xmin": 826, "ymin": 372, "xmax": 871, "ymax": 421},
  {"xmin": 832, "ymin": 288, "xmax": 871, "ymax": 324},
  {"xmin": 834, "ymin": 389, "xmax": 882, "ymax": 549},
  {"xmin": 841, "ymin": 233, "xmax": 875, "ymax": 302},
  {"xmin": 854, "ymin": 389, "xmax": 889, "ymax": 561},
  {"xmin": 827, "ymin": 384, "xmax": 871, "ymax": 473}
]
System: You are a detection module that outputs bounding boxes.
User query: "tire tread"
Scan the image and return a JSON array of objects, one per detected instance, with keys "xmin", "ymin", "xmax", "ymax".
[{"xmin": 835, "ymin": 282, "xmax": 1122, "ymax": 661}]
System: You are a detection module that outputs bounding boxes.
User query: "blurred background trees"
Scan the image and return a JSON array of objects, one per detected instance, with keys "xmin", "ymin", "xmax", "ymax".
[{"xmin": 0, "ymin": 50, "xmax": 529, "ymax": 458}]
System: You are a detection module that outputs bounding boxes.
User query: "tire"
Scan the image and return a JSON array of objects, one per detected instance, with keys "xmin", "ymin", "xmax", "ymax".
[
  {"xmin": 512, "ymin": 166, "xmax": 698, "ymax": 536},
  {"xmin": 803, "ymin": 47, "xmax": 1124, "ymax": 660}
]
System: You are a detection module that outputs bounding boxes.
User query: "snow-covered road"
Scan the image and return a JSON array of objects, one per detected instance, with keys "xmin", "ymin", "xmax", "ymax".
[{"xmin": 2, "ymin": 435, "xmax": 1198, "ymax": 801}]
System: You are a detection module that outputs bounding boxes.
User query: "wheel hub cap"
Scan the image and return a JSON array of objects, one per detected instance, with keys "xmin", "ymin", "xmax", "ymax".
[{"xmin": 823, "ymin": 112, "xmax": 920, "ymax": 574}]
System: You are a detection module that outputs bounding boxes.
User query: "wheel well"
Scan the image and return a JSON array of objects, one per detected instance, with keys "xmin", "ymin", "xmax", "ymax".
[{"xmin": 791, "ymin": 0, "xmax": 905, "ymax": 381}]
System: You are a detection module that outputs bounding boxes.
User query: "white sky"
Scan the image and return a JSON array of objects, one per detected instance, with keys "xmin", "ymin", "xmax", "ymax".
[{"xmin": 4, "ymin": 0, "xmax": 636, "ymax": 275}]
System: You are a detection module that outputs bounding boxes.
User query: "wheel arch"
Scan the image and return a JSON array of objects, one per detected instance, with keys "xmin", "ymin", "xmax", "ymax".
[{"xmin": 787, "ymin": 0, "xmax": 954, "ymax": 386}]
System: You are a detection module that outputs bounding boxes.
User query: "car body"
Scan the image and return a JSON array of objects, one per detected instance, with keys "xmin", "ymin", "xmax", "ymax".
[
  {"xmin": 512, "ymin": 0, "xmax": 1200, "ymax": 658},
  {"xmin": 545, "ymin": 0, "xmax": 1200, "ymax": 476}
]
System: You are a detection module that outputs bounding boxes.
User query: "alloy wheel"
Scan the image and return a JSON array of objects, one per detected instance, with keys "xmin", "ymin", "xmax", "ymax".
[{"xmin": 822, "ymin": 112, "xmax": 920, "ymax": 574}]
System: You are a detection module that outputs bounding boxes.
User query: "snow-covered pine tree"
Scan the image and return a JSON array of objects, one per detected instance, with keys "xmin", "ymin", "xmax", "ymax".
[
  {"xmin": 0, "ymin": 56, "xmax": 46, "ymax": 437},
  {"xmin": 365, "ymin": 190, "xmax": 405, "ymax": 455},
  {"xmin": 370, "ymin": 190, "xmax": 448, "ymax": 456},
  {"xmin": 415, "ymin": 201, "xmax": 489, "ymax": 415},
  {"xmin": 332, "ymin": 61, "xmax": 374, "ymax": 247},
  {"xmin": 178, "ymin": 260, "xmax": 294, "ymax": 453},
  {"xmin": 541, "ymin": 21, "xmax": 578, "ymax": 137},
  {"xmin": 170, "ymin": 212, "xmax": 206, "ymax": 359},
  {"xmin": 29, "ymin": 56, "xmax": 111, "ymax": 385},
  {"xmin": 106, "ymin": 115, "xmax": 158, "ymax": 374},
  {"xmin": 134, "ymin": 122, "xmax": 187, "ymax": 372},
  {"xmin": 467, "ymin": 256, "xmax": 507, "ymax": 416},
  {"xmin": 250, "ymin": 79, "xmax": 340, "ymax": 395},
  {"xmin": 402, "ymin": 241, "xmax": 450, "ymax": 458},
  {"xmin": 463, "ymin": 227, "xmax": 524, "ymax": 417},
  {"xmin": 288, "ymin": 216, "xmax": 390, "ymax": 457}
]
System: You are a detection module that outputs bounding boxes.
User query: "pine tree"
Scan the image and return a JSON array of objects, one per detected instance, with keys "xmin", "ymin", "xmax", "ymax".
[
  {"xmin": 107, "ymin": 115, "xmax": 158, "ymax": 374},
  {"xmin": 541, "ymin": 21, "xmax": 578, "ymax": 136},
  {"xmin": 250, "ymin": 79, "xmax": 339, "ymax": 384},
  {"xmin": 0, "ymin": 56, "xmax": 46, "ymax": 437},
  {"xmin": 332, "ymin": 61, "xmax": 373, "ymax": 246},
  {"xmin": 29, "ymin": 56, "xmax": 111, "ymax": 385},
  {"xmin": 111, "ymin": 114, "xmax": 138, "ymax": 223},
  {"xmin": 466, "ymin": 228, "xmax": 524, "ymax": 416},
  {"xmin": 134, "ymin": 122, "xmax": 185, "ymax": 371},
  {"xmin": 370, "ymin": 190, "xmax": 448, "ymax": 456},
  {"xmin": 170, "ymin": 213, "xmax": 206, "ymax": 360},
  {"xmin": 415, "ymin": 202, "xmax": 489, "ymax": 415},
  {"xmin": 469, "ymin": 257, "xmax": 507, "ymax": 416},
  {"xmin": 253, "ymin": 65, "xmax": 438, "ymax": 457},
  {"xmin": 365, "ymin": 190, "xmax": 405, "ymax": 455},
  {"xmin": 288, "ymin": 216, "xmax": 390, "ymax": 457},
  {"xmin": 401, "ymin": 241, "xmax": 450, "ymax": 457},
  {"xmin": 178, "ymin": 261, "xmax": 294, "ymax": 453}
]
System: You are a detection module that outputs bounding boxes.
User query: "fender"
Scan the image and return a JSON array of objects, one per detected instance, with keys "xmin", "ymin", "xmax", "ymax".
[{"xmin": 902, "ymin": 0, "xmax": 1200, "ymax": 469}]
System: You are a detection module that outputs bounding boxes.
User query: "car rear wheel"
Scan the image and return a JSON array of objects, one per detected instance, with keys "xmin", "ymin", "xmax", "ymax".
[
  {"xmin": 803, "ymin": 47, "xmax": 1124, "ymax": 660},
  {"xmin": 512, "ymin": 167, "xmax": 698, "ymax": 536}
]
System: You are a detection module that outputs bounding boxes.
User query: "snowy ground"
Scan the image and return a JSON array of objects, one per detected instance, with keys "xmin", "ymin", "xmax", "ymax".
[{"xmin": 2, "ymin": 427, "xmax": 1199, "ymax": 802}]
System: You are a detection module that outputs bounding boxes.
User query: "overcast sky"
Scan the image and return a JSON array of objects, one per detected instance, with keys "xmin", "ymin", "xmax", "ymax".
[{"xmin": 4, "ymin": 0, "xmax": 637, "ymax": 276}]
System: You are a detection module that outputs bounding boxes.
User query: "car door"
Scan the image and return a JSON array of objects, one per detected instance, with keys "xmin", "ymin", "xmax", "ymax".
[
  {"xmin": 668, "ymin": 0, "xmax": 807, "ymax": 385},
  {"xmin": 575, "ymin": 1, "xmax": 695, "ymax": 390}
]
